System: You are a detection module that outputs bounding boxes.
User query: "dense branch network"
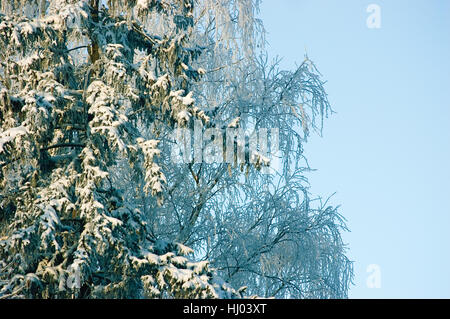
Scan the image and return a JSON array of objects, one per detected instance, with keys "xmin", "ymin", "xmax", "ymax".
[{"xmin": 0, "ymin": 0, "xmax": 353, "ymax": 299}]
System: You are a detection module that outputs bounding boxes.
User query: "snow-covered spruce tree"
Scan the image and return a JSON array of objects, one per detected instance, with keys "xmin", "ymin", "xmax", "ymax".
[
  {"xmin": 110, "ymin": 0, "xmax": 353, "ymax": 298},
  {"xmin": 0, "ymin": 0, "xmax": 240, "ymax": 298}
]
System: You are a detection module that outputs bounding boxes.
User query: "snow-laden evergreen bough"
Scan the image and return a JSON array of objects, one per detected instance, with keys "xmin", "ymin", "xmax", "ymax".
[
  {"xmin": 0, "ymin": 0, "xmax": 353, "ymax": 298},
  {"xmin": 0, "ymin": 0, "xmax": 241, "ymax": 298}
]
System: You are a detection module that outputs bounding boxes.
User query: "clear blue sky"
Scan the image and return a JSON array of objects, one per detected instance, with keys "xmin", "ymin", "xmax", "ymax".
[{"xmin": 260, "ymin": 0, "xmax": 450, "ymax": 298}]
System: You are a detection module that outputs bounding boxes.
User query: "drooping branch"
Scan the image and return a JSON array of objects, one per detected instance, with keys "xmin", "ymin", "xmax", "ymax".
[{"xmin": 40, "ymin": 143, "xmax": 85, "ymax": 151}]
